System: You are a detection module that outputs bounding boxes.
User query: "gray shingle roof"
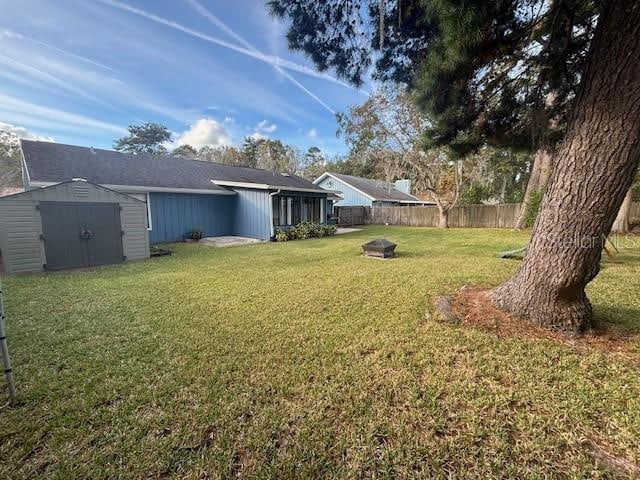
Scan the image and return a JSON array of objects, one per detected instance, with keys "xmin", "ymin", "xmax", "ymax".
[
  {"xmin": 21, "ymin": 140, "xmax": 326, "ymax": 193},
  {"xmin": 322, "ymin": 172, "xmax": 419, "ymax": 202}
]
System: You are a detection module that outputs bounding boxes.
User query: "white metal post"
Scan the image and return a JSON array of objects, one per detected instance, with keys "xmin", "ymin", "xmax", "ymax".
[{"xmin": 0, "ymin": 275, "xmax": 16, "ymax": 405}]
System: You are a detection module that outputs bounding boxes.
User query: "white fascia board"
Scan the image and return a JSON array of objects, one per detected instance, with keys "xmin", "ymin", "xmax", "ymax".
[
  {"xmin": 272, "ymin": 186, "xmax": 339, "ymax": 194},
  {"xmin": 212, "ymin": 180, "xmax": 270, "ymax": 189},
  {"xmin": 211, "ymin": 179, "xmax": 333, "ymax": 194},
  {"xmin": 326, "ymin": 193, "xmax": 344, "ymax": 201},
  {"xmin": 28, "ymin": 181, "xmax": 236, "ymax": 195},
  {"xmin": 312, "ymin": 172, "xmax": 330, "ymax": 184},
  {"xmin": 20, "ymin": 147, "xmax": 31, "ymax": 188}
]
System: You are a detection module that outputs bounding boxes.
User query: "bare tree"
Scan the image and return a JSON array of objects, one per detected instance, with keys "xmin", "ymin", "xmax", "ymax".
[
  {"xmin": 0, "ymin": 130, "xmax": 23, "ymax": 189},
  {"xmin": 337, "ymin": 86, "xmax": 464, "ymax": 227},
  {"xmin": 198, "ymin": 145, "xmax": 244, "ymax": 165}
]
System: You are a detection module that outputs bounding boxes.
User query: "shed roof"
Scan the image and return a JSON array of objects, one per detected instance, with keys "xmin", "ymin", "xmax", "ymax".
[
  {"xmin": 21, "ymin": 140, "xmax": 327, "ymax": 194},
  {"xmin": 0, "ymin": 179, "xmax": 145, "ymax": 203},
  {"xmin": 314, "ymin": 172, "xmax": 419, "ymax": 203}
]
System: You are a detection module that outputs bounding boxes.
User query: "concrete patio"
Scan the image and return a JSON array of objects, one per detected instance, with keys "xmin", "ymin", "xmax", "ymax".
[{"xmin": 199, "ymin": 236, "xmax": 264, "ymax": 247}]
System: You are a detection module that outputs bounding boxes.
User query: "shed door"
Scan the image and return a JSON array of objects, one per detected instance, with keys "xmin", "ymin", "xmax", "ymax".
[{"xmin": 40, "ymin": 202, "xmax": 124, "ymax": 270}]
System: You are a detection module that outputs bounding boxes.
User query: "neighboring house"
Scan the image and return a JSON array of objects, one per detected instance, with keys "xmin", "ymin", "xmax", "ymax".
[
  {"xmin": 313, "ymin": 172, "xmax": 426, "ymax": 207},
  {"xmin": 20, "ymin": 140, "xmax": 337, "ymax": 243}
]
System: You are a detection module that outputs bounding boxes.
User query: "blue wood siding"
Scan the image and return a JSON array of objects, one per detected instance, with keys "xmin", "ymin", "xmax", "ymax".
[
  {"xmin": 149, "ymin": 189, "xmax": 330, "ymax": 244},
  {"xmin": 232, "ymin": 189, "xmax": 272, "ymax": 240},
  {"xmin": 149, "ymin": 192, "xmax": 234, "ymax": 243},
  {"xmin": 316, "ymin": 176, "xmax": 373, "ymax": 207}
]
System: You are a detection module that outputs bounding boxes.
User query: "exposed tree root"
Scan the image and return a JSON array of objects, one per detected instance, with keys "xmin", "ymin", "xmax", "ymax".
[{"xmin": 582, "ymin": 436, "xmax": 640, "ymax": 479}]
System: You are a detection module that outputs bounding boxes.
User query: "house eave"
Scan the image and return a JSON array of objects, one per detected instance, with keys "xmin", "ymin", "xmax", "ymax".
[
  {"xmin": 211, "ymin": 180, "xmax": 332, "ymax": 194},
  {"xmin": 28, "ymin": 181, "xmax": 237, "ymax": 195}
]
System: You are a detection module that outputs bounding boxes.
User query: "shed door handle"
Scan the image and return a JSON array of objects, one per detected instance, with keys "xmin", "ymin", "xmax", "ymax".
[{"xmin": 80, "ymin": 229, "xmax": 93, "ymax": 239}]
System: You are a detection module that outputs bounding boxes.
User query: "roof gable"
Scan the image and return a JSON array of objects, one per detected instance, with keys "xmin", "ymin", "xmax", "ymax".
[
  {"xmin": 315, "ymin": 172, "xmax": 418, "ymax": 202},
  {"xmin": 0, "ymin": 180, "xmax": 145, "ymax": 203}
]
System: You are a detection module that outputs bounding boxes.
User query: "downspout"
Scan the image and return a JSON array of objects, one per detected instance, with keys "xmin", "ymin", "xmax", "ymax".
[{"xmin": 268, "ymin": 189, "xmax": 281, "ymax": 239}]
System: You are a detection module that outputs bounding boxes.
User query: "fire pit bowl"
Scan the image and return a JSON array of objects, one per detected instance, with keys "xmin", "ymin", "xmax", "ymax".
[{"xmin": 362, "ymin": 239, "xmax": 397, "ymax": 259}]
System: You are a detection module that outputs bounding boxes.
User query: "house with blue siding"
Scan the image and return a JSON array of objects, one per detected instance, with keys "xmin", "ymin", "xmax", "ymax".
[
  {"xmin": 20, "ymin": 140, "xmax": 337, "ymax": 243},
  {"xmin": 313, "ymin": 172, "xmax": 427, "ymax": 207}
]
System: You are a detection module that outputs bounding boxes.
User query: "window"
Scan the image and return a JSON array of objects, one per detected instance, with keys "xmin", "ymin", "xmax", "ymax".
[{"xmin": 272, "ymin": 195, "xmax": 324, "ymax": 226}]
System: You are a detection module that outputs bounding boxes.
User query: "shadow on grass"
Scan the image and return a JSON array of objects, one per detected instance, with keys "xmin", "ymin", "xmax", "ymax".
[{"xmin": 594, "ymin": 304, "xmax": 640, "ymax": 335}]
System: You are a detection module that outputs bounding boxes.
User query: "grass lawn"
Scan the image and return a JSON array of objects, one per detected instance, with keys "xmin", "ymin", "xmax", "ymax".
[{"xmin": 1, "ymin": 226, "xmax": 639, "ymax": 479}]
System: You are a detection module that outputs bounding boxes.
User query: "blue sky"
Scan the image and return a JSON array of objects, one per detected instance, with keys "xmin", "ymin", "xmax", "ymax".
[{"xmin": 0, "ymin": 0, "xmax": 370, "ymax": 155}]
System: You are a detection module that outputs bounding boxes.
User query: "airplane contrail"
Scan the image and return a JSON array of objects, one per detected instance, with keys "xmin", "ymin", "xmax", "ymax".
[
  {"xmin": 96, "ymin": 0, "xmax": 367, "ymax": 96},
  {"xmin": 0, "ymin": 28, "xmax": 120, "ymax": 73},
  {"xmin": 184, "ymin": 0, "xmax": 335, "ymax": 114}
]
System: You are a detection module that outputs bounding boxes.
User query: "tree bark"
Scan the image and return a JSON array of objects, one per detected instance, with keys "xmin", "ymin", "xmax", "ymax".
[
  {"xmin": 611, "ymin": 188, "xmax": 634, "ymax": 233},
  {"xmin": 438, "ymin": 208, "xmax": 449, "ymax": 228},
  {"xmin": 492, "ymin": 0, "xmax": 640, "ymax": 334},
  {"xmin": 515, "ymin": 147, "xmax": 552, "ymax": 229}
]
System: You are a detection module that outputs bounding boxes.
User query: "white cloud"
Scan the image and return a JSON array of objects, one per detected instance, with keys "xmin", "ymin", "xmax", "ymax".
[
  {"xmin": 246, "ymin": 120, "xmax": 277, "ymax": 140},
  {"xmin": 177, "ymin": 118, "xmax": 230, "ymax": 148},
  {"xmin": 308, "ymin": 128, "xmax": 318, "ymax": 139},
  {"xmin": 248, "ymin": 132, "xmax": 267, "ymax": 141},
  {"xmin": 255, "ymin": 120, "xmax": 277, "ymax": 134},
  {"xmin": 0, "ymin": 122, "xmax": 55, "ymax": 142},
  {"xmin": 0, "ymin": 53, "xmax": 110, "ymax": 107}
]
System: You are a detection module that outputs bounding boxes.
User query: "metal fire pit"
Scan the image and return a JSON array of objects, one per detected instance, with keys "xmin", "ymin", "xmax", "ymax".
[{"xmin": 362, "ymin": 239, "xmax": 397, "ymax": 258}]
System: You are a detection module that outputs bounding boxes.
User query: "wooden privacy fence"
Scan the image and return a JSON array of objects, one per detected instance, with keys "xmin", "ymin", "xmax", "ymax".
[
  {"xmin": 335, "ymin": 206, "xmax": 366, "ymax": 226},
  {"xmin": 366, "ymin": 203, "xmax": 522, "ymax": 228},
  {"xmin": 362, "ymin": 202, "xmax": 640, "ymax": 228}
]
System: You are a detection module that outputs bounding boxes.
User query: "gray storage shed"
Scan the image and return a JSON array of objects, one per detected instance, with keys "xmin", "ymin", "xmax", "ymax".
[{"xmin": 0, "ymin": 180, "xmax": 149, "ymax": 274}]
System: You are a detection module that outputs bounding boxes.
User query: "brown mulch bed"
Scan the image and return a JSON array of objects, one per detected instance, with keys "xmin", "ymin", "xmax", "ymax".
[{"xmin": 439, "ymin": 286, "xmax": 639, "ymax": 358}]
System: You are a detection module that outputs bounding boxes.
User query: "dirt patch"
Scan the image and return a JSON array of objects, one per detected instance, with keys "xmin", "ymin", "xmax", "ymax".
[{"xmin": 442, "ymin": 287, "xmax": 639, "ymax": 358}]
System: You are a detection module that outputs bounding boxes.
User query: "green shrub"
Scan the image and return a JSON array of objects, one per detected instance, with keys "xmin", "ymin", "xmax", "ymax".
[
  {"xmin": 323, "ymin": 224, "xmax": 337, "ymax": 236},
  {"xmin": 458, "ymin": 185, "xmax": 492, "ymax": 205},
  {"xmin": 524, "ymin": 190, "xmax": 543, "ymax": 228},
  {"xmin": 275, "ymin": 229, "xmax": 289, "ymax": 242},
  {"xmin": 274, "ymin": 222, "xmax": 336, "ymax": 242}
]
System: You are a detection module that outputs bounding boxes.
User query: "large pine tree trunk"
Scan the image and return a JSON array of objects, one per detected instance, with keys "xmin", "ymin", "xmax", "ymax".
[
  {"xmin": 492, "ymin": 0, "xmax": 640, "ymax": 334},
  {"xmin": 611, "ymin": 188, "xmax": 634, "ymax": 233}
]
